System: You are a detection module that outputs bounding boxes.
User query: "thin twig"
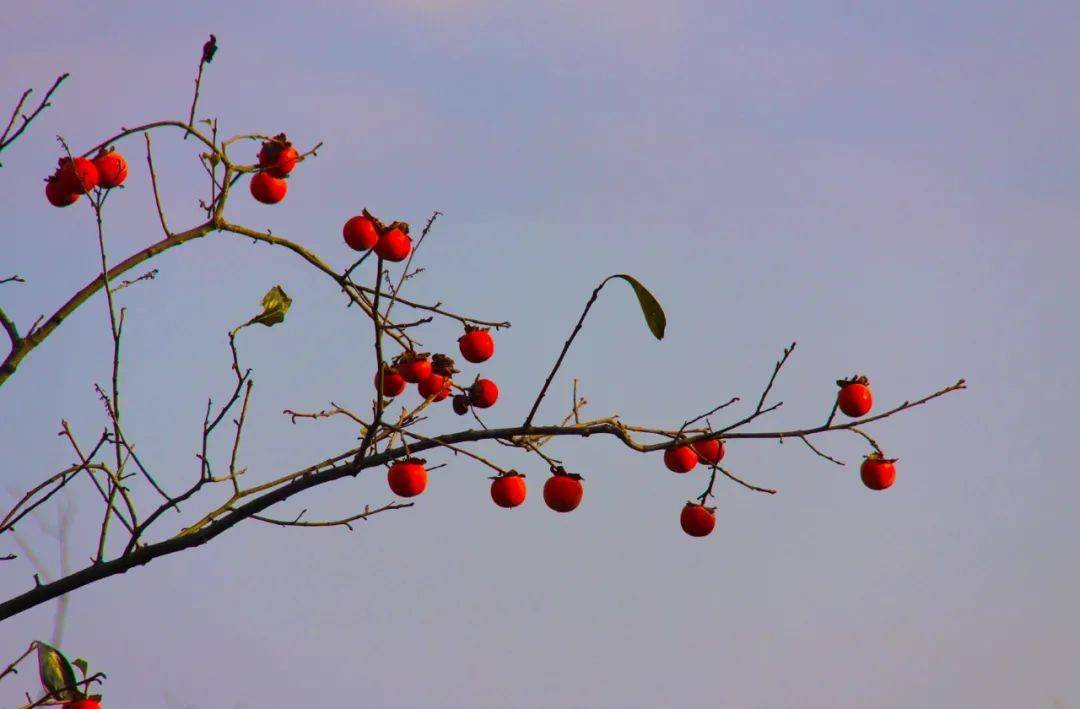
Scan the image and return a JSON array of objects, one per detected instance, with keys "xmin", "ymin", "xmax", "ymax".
[
  {"xmin": 849, "ymin": 427, "xmax": 884, "ymax": 456},
  {"xmin": 92, "ymin": 199, "xmax": 128, "ymax": 562},
  {"xmin": 799, "ymin": 435, "xmax": 845, "ymax": 465},
  {"xmin": 113, "ymin": 269, "xmax": 158, "ymax": 292},
  {"xmin": 228, "ymin": 380, "xmax": 254, "ymax": 494},
  {"xmin": 680, "ymin": 397, "xmax": 740, "ymax": 433},
  {"xmin": 697, "ymin": 467, "xmax": 719, "ymax": 504},
  {"xmin": 717, "ymin": 465, "xmax": 777, "ymax": 495},
  {"xmin": 250, "ymin": 501, "xmax": 412, "ymax": 531},
  {"xmin": 59, "ymin": 423, "xmax": 134, "ymax": 535},
  {"xmin": 359, "ymin": 257, "xmax": 389, "ymax": 461},
  {"xmin": 383, "ymin": 210, "xmax": 442, "ymax": 324},
  {"xmin": 184, "ymin": 35, "xmax": 217, "ymax": 140},
  {"xmin": 523, "ymin": 275, "xmax": 618, "ymax": 429},
  {"xmin": 0, "ymin": 643, "xmax": 35, "ymax": 684},
  {"xmin": 0, "ymin": 73, "xmax": 68, "ymax": 159},
  {"xmin": 144, "ymin": 133, "xmax": 170, "ymax": 236},
  {"xmin": 715, "ymin": 343, "xmax": 796, "ymax": 435},
  {"xmin": 755, "ymin": 342, "xmax": 795, "ymax": 413}
]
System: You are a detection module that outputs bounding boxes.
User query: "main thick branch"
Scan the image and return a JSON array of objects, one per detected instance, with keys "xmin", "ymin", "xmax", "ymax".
[
  {"xmin": 0, "ymin": 221, "xmax": 215, "ymax": 388},
  {"xmin": 0, "ymin": 378, "xmax": 963, "ymax": 623}
]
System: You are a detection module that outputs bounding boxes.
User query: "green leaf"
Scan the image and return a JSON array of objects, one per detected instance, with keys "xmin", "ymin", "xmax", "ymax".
[
  {"xmin": 36, "ymin": 642, "xmax": 77, "ymax": 700},
  {"xmin": 612, "ymin": 274, "xmax": 666, "ymax": 340},
  {"xmin": 72, "ymin": 658, "xmax": 89, "ymax": 678},
  {"xmin": 245, "ymin": 285, "xmax": 292, "ymax": 328}
]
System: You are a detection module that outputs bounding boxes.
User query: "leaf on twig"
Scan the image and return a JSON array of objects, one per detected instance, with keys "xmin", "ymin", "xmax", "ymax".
[
  {"xmin": 36, "ymin": 642, "xmax": 77, "ymax": 700},
  {"xmin": 612, "ymin": 274, "xmax": 666, "ymax": 340},
  {"xmin": 242, "ymin": 285, "xmax": 292, "ymax": 329}
]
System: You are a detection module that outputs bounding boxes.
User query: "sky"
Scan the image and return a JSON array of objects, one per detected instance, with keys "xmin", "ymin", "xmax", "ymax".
[{"xmin": 1, "ymin": 2, "xmax": 1078, "ymax": 707}]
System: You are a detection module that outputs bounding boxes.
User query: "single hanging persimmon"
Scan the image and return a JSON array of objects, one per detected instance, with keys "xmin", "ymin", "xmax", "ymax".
[
  {"xmin": 93, "ymin": 147, "xmax": 128, "ymax": 188},
  {"xmin": 692, "ymin": 438, "xmax": 725, "ymax": 465},
  {"xmin": 374, "ymin": 366, "xmax": 407, "ymax": 397},
  {"xmin": 375, "ymin": 224, "xmax": 412, "ymax": 262},
  {"xmin": 395, "ymin": 352, "xmax": 433, "ymax": 384},
  {"xmin": 837, "ymin": 375, "xmax": 873, "ymax": 417},
  {"xmin": 490, "ymin": 472, "xmax": 527, "ymax": 508},
  {"xmin": 250, "ymin": 171, "xmax": 287, "ymax": 204},
  {"xmin": 63, "ymin": 699, "xmax": 102, "ymax": 709},
  {"xmin": 458, "ymin": 327, "xmax": 494, "ymax": 363},
  {"xmin": 388, "ymin": 459, "xmax": 428, "ymax": 497},
  {"xmin": 45, "ymin": 173, "xmax": 80, "ymax": 207},
  {"xmin": 543, "ymin": 469, "xmax": 583, "ymax": 512},
  {"xmin": 417, "ymin": 373, "xmax": 452, "ymax": 402},
  {"xmin": 860, "ymin": 454, "xmax": 897, "ymax": 490},
  {"xmin": 343, "ymin": 215, "xmax": 379, "ymax": 251},
  {"xmin": 58, "ymin": 156, "xmax": 99, "ymax": 194},
  {"xmin": 663, "ymin": 444, "xmax": 698, "ymax": 473},
  {"xmin": 680, "ymin": 502, "xmax": 716, "ymax": 537},
  {"xmin": 468, "ymin": 378, "xmax": 499, "ymax": 409},
  {"xmin": 257, "ymin": 134, "xmax": 299, "ymax": 177}
]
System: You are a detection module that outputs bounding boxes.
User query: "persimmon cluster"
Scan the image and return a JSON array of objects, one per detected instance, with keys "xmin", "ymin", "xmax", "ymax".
[
  {"xmin": 664, "ymin": 375, "xmax": 896, "ymax": 538},
  {"xmin": 249, "ymin": 134, "xmax": 299, "ymax": 204},
  {"xmin": 44, "ymin": 148, "xmax": 128, "ymax": 207},
  {"xmin": 341, "ymin": 210, "xmax": 501, "ymax": 420},
  {"xmin": 342, "ymin": 210, "xmax": 415, "ymax": 262}
]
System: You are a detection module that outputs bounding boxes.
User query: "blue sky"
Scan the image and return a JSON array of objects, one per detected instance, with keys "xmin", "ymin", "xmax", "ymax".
[{"xmin": 2, "ymin": 2, "xmax": 1078, "ymax": 707}]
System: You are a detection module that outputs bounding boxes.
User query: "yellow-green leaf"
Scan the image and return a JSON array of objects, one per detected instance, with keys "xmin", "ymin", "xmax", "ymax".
[
  {"xmin": 36, "ymin": 642, "xmax": 77, "ymax": 700},
  {"xmin": 612, "ymin": 274, "xmax": 666, "ymax": 340},
  {"xmin": 246, "ymin": 285, "xmax": 292, "ymax": 328}
]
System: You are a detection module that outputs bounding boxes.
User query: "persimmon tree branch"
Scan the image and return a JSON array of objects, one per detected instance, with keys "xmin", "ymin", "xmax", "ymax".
[
  {"xmin": 0, "ymin": 375, "xmax": 963, "ymax": 623},
  {"xmin": 184, "ymin": 34, "xmax": 217, "ymax": 140},
  {"xmin": 523, "ymin": 275, "xmax": 615, "ymax": 429},
  {"xmin": 144, "ymin": 133, "xmax": 170, "ymax": 236},
  {"xmin": 250, "ymin": 501, "xmax": 412, "ymax": 530},
  {"xmin": 1, "ymin": 44, "xmax": 968, "ymax": 696},
  {"xmin": 0, "ymin": 220, "xmax": 216, "ymax": 388},
  {"xmin": 90, "ymin": 195, "xmax": 130, "ymax": 562},
  {"xmin": 0, "ymin": 306, "xmax": 19, "ymax": 347},
  {"xmin": 0, "ymin": 429, "xmax": 110, "ymax": 537},
  {"xmin": 0, "ymin": 73, "xmax": 68, "ymax": 163}
]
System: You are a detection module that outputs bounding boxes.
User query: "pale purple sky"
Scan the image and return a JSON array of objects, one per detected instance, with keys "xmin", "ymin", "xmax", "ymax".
[{"xmin": 2, "ymin": 2, "xmax": 1078, "ymax": 707}]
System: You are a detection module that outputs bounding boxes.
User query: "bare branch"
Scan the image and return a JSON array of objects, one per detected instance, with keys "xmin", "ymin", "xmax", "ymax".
[
  {"xmin": 755, "ymin": 342, "xmax": 795, "ymax": 414},
  {"xmin": 382, "ymin": 210, "xmax": 442, "ymax": 325},
  {"xmin": 0, "ymin": 220, "xmax": 216, "ymax": 389},
  {"xmin": 717, "ymin": 465, "xmax": 777, "ymax": 495},
  {"xmin": 715, "ymin": 343, "xmax": 796, "ymax": 435},
  {"xmin": 0, "ymin": 73, "xmax": 68, "ymax": 160},
  {"xmin": 523, "ymin": 275, "xmax": 619, "ymax": 429},
  {"xmin": 144, "ymin": 133, "xmax": 171, "ymax": 236},
  {"xmin": 0, "ymin": 643, "xmax": 35, "ymax": 685},
  {"xmin": 799, "ymin": 435, "xmax": 845, "ymax": 466},
  {"xmin": 680, "ymin": 396, "xmax": 740, "ymax": 433},
  {"xmin": 184, "ymin": 34, "xmax": 217, "ymax": 140},
  {"xmin": 250, "ymin": 501, "xmax": 412, "ymax": 531},
  {"xmin": 0, "ymin": 372, "xmax": 964, "ymax": 623},
  {"xmin": 113, "ymin": 268, "xmax": 158, "ymax": 292},
  {"xmin": 228, "ymin": 380, "xmax": 254, "ymax": 495}
]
